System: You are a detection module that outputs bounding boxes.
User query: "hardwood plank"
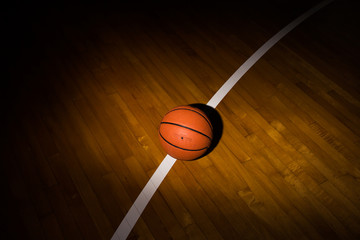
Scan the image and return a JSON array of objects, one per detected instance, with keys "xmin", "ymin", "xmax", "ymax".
[
  {"xmin": 41, "ymin": 91, "xmax": 114, "ymax": 239},
  {"xmin": 5, "ymin": 1, "xmax": 360, "ymax": 239}
]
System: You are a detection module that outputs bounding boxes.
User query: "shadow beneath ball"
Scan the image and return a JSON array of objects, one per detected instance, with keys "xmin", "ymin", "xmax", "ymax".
[{"xmin": 189, "ymin": 103, "xmax": 223, "ymax": 160}]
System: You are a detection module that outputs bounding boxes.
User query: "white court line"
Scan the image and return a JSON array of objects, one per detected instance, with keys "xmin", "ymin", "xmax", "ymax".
[
  {"xmin": 111, "ymin": 1, "xmax": 333, "ymax": 239},
  {"xmin": 207, "ymin": 0, "xmax": 334, "ymax": 108},
  {"xmin": 111, "ymin": 155, "xmax": 176, "ymax": 240}
]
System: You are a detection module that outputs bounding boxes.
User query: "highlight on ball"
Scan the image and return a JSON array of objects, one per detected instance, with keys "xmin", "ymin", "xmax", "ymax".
[{"xmin": 158, "ymin": 105, "xmax": 213, "ymax": 160}]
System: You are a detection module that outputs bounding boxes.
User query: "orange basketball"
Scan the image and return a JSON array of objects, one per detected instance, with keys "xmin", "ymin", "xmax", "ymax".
[{"xmin": 159, "ymin": 105, "xmax": 213, "ymax": 160}]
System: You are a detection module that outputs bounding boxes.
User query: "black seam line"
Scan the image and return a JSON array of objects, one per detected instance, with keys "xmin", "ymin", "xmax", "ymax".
[
  {"xmin": 159, "ymin": 131, "xmax": 209, "ymax": 152},
  {"xmin": 160, "ymin": 122, "xmax": 212, "ymax": 141},
  {"xmin": 165, "ymin": 107, "xmax": 213, "ymax": 130}
]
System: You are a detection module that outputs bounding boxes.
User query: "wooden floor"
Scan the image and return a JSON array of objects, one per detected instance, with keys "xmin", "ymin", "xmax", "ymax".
[{"xmin": 3, "ymin": 1, "xmax": 360, "ymax": 239}]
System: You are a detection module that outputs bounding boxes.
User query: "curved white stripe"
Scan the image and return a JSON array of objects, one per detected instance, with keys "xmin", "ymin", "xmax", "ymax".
[
  {"xmin": 111, "ymin": 155, "xmax": 176, "ymax": 240},
  {"xmin": 111, "ymin": 1, "xmax": 333, "ymax": 239},
  {"xmin": 207, "ymin": 0, "xmax": 334, "ymax": 108}
]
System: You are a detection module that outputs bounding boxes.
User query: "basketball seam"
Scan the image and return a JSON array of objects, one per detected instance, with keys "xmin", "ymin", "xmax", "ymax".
[
  {"xmin": 160, "ymin": 121, "xmax": 212, "ymax": 141},
  {"xmin": 165, "ymin": 107, "xmax": 213, "ymax": 130},
  {"xmin": 159, "ymin": 131, "xmax": 209, "ymax": 152}
]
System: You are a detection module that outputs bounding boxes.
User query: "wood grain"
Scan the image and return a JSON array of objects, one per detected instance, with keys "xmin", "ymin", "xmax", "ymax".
[{"xmin": 4, "ymin": 1, "xmax": 360, "ymax": 239}]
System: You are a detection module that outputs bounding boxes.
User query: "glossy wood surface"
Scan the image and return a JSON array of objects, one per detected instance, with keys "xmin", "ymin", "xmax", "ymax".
[{"xmin": 4, "ymin": 1, "xmax": 360, "ymax": 239}]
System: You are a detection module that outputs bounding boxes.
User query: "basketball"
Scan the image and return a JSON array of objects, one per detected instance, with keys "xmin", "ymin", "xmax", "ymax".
[{"xmin": 159, "ymin": 105, "xmax": 213, "ymax": 160}]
